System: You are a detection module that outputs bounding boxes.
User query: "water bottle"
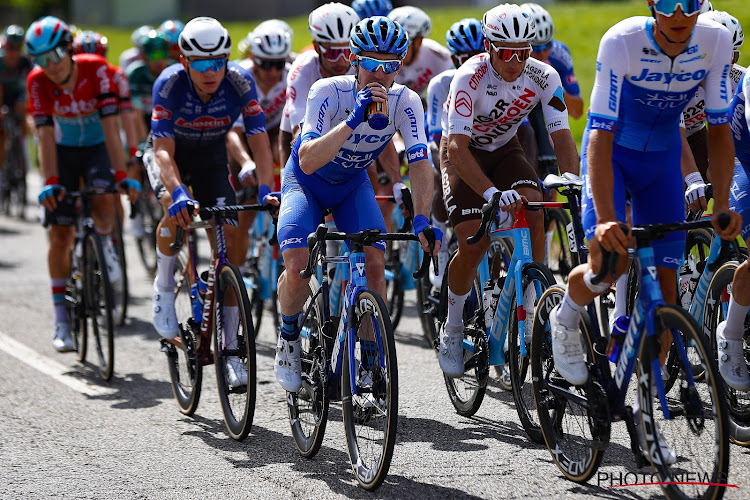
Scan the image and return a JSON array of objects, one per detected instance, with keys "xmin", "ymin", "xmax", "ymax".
[
  {"xmin": 365, "ymin": 100, "xmax": 388, "ymax": 130},
  {"xmin": 483, "ymin": 279, "xmax": 494, "ymax": 327},
  {"xmin": 197, "ymin": 270, "xmax": 208, "ymax": 303},
  {"xmin": 606, "ymin": 315, "xmax": 630, "ymax": 363}
]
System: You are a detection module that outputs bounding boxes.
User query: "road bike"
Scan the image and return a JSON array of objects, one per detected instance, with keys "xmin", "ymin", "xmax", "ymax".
[{"xmin": 243, "ymin": 209, "xmax": 283, "ymax": 336}]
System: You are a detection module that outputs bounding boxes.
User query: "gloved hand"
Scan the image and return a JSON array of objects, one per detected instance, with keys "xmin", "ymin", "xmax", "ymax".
[
  {"xmin": 392, "ymin": 182, "xmax": 408, "ymax": 207},
  {"xmin": 413, "ymin": 214, "xmax": 443, "ymax": 253},
  {"xmin": 258, "ymin": 184, "xmax": 271, "ymax": 205},
  {"xmin": 345, "ymin": 86, "xmax": 373, "ymax": 130},
  {"xmin": 684, "ymin": 172, "xmax": 707, "ymax": 211},
  {"xmin": 168, "ymin": 185, "xmax": 196, "ymax": 219},
  {"xmin": 39, "ymin": 177, "xmax": 64, "ymax": 210}
]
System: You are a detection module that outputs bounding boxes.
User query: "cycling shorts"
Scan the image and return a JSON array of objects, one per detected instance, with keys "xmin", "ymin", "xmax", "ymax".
[
  {"xmin": 730, "ymin": 159, "xmax": 750, "ymax": 241},
  {"xmin": 440, "ymin": 135, "xmax": 541, "ymax": 228},
  {"xmin": 43, "ymin": 143, "xmax": 114, "ymax": 227},
  {"xmin": 580, "ymin": 137, "xmax": 685, "ymax": 269},
  {"xmin": 143, "ymin": 134, "xmax": 236, "ymax": 216},
  {"xmin": 277, "ymin": 160, "xmax": 386, "ymax": 253}
]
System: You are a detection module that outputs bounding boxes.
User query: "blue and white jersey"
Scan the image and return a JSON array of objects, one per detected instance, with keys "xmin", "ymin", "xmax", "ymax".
[
  {"xmin": 589, "ymin": 16, "xmax": 733, "ymax": 152},
  {"xmin": 425, "ymin": 68, "xmax": 455, "ymax": 143},
  {"xmin": 731, "ymin": 71, "xmax": 750, "ymax": 167},
  {"xmin": 295, "ymin": 75, "xmax": 428, "ymax": 184},
  {"xmin": 548, "ymin": 40, "xmax": 580, "ymax": 98}
]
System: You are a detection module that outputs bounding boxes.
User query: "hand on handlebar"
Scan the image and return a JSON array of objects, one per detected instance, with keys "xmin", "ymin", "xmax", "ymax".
[
  {"xmin": 684, "ymin": 172, "xmax": 708, "ymax": 213},
  {"xmin": 38, "ymin": 180, "xmax": 65, "ymax": 211},
  {"xmin": 712, "ymin": 210, "xmax": 742, "ymax": 241},
  {"xmin": 594, "ymin": 220, "xmax": 631, "ymax": 256},
  {"xmin": 413, "ymin": 214, "xmax": 442, "ymax": 256},
  {"xmin": 168, "ymin": 185, "xmax": 199, "ymax": 230}
]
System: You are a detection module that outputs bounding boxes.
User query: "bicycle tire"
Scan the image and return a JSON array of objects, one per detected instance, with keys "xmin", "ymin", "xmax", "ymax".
[
  {"xmin": 416, "ymin": 272, "xmax": 439, "ymax": 348},
  {"xmin": 288, "ymin": 276, "xmax": 329, "ymax": 458},
  {"xmin": 213, "ymin": 264, "xmax": 257, "ymax": 441},
  {"xmin": 135, "ymin": 191, "xmax": 161, "ymax": 276},
  {"xmin": 637, "ymin": 305, "xmax": 729, "ymax": 500},
  {"xmin": 68, "ymin": 246, "xmax": 87, "ymax": 363},
  {"xmin": 342, "ymin": 290, "xmax": 397, "ymax": 490},
  {"xmin": 243, "ymin": 260, "xmax": 264, "ymax": 338},
  {"xmin": 439, "ymin": 251, "xmax": 489, "ymax": 417},
  {"xmin": 532, "ymin": 285, "xmax": 610, "ymax": 483},
  {"xmin": 705, "ymin": 262, "xmax": 750, "ymax": 446},
  {"xmin": 166, "ymin": 255, "xmax": 203, "ymax": 415},
  {"xmin": 111, "ymin": 212, "xmax": 129, "ymax": 326},
  {"xmin": 83, "ymin": 233, "xmax": 115, "ymax": 380},
  {"xmin": 509, "ymin": 262, "xmax": 556, "ymax": 444}
]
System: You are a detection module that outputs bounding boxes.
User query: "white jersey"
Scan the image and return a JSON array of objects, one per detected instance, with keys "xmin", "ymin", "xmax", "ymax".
[
  {"xmin": 231, "ymin": 58, "xmax": 290, "ymax": 131},
  {"xmin": 683, "ymin": 63, "xmax": 745, "ymax": 137},
  {"xmin": 283, "ymin": 50, "xmax": 354, "ymax": 133},
  {"xmin": 119, "ymin": 47, "xmax": 141, "ymax": 74},
  {"xmin": 297, "ymin": 75, "xmax": 428, "ymax": 184},
  {"xmin": 395, "ymin": 38, "xmax": 453, "ymax": 100},
  {"xmin": 443, "ymin": 53, "xmax": 570, "ymax": 152},
  {"xmin": 590, "ymin": 16, "xmax": 732, "ymax": 151},
  {"xmin": 425, "ymin": 68, "xmax": 455, "ymax": 142}
]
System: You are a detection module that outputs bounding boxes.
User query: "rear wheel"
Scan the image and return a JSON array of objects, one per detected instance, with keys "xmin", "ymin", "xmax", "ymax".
[
  {"xmin": 214, "ymin": 264, "xmax": 257, "ymax": 441},
  {"xmin": 111, "ymin": 212, "xmax": 129, "ymax": 326},
  {"xmin": 83, "ymin": 233, "xmax": 115, "ymax": 381},
  {"xmin": 135, "ymin": 188, "xmax": 161, "ymax": 276}
]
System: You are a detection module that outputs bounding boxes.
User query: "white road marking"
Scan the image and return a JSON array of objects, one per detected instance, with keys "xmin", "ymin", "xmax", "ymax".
[{"xmin": 0, "ymin": 331, "xmax": 115, "ymax": 397}]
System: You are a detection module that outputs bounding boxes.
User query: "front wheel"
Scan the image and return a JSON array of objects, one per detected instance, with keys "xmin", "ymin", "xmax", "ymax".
[
  {"xmin": 214, "ymin": 264, "xmax": 257, "ymax": 441},
  {"xmin": 342, "ymin": 290, "xmax": 397, "ymax": 491},
  {"xmin": 83, "ymin": 233, "xmax": 115, "ymax": 380}
]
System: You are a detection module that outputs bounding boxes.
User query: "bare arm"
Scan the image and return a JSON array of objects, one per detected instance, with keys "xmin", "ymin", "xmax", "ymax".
[
  {"xmin": 550, "ymin": 129, "xmax": 579, "ymax": 176},
  {"xmin": 298, "ymin": 120, "xmax": 356, "ymax": 175},
  {"xmin": 707, "ymin": 123, "xmax": 742, "ymax": 239},
  {"xmin": 246, "ymin": 131, "xmax": 275, "ymax": 189},
  {"xmin": 679, "ymin": 126, "xmax": 699, "ymax": 178},
  {"xmin": 563, "ymin": 94, "xmax": 584, "ymax": 120},
  {"xmin": 37, "ymin": 125, "xmax": 58, "ymax": 181},
  {"xmin": 377, "ymin": 139, "xmax": 403, "ymax": 184},
  {"xmin": 408, "ymin": 158, "xmax": 432, "ymax": 219},
  {"xmin": 121, "ymin": 110, "xmax": 141, "ymax": 157},
  {"xmin": 101, "ymin": 114, "xmax": 127, "ymax": 176},
  {"xmin": 446, "ymin": 133, "xmax": 494, "ymax": 197},
  {"xmin": 226, "ymin": 126, "xmax": 250, "ymax": 167},
  {"xmin": 154, "ymin": 136, "xmax": 181, "ymax": 195}
]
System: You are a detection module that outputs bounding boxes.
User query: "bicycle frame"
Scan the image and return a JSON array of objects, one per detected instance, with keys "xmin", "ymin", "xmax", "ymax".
[{"xmin": 248, "ymin": 211, "xmax": 280, "ymax": 302}]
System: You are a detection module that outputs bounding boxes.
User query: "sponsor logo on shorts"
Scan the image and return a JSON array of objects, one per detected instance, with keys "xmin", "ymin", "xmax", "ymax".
[{"xmin": 280, "ymin": 236, "xmax": 304, "ymax": 247}]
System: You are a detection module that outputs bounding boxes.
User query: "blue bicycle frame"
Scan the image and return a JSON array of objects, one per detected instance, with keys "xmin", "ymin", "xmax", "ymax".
[{"xmin": 243, "ymin": 211, "xmax": 281, "ymax": 302}]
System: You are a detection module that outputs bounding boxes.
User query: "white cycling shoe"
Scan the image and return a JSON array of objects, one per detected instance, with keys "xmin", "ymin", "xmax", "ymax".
[
  {"xmin": 152, "ymin": 279, "xmax": 179, "ymax": 337},
  {"xmin": 550, "ymin": 304, "xmax": 588, "ymax": 386},
  {"xmin": 438, "ymin": 324, "xmax": 465, "ymax": 378},
  {"xmin": 716, "ymin": 321, "xmax": 750, "ymax": 392},
  {"xmin": 274, "ymin": 336, "xmax": 302, "ymax": 392},
  {"xmin": 102, "ymin": 238, "xmax": 121, "ymax": 285},
  {"xmin": 225, "ymin": 357, "xmax": 248, "ymax": 388},
  {"xmin": 52, "ymin": 322, "xmax": 75, "ymax": 352}
]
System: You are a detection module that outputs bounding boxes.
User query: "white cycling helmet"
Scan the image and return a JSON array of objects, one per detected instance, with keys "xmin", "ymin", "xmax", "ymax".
[
  {"xmin": 387, "ymin": 6, "xmax": 431, "ymax": 39},
  {"xmin": 179, "ymin": 17, "xmax": 231, "ymax": 58},
  {"xmin": 482, "ymin": 4, "xmax": 536, "ymax": 44},
  {"xmin": 308, "ymin": 3, "xmax": 360, "ymax": 44},
  {"xmin": 699, "ymin": 0, "xmax": 713, "ymax": 14},
  {"xmin": 131, "ymin": 25, "xmax": 153, "ymax": 48},
  {"xmin": 521, "ymin": 3, "xmax": 554, "ymax": 46},
  {"xmin": 249, "ymin": 20, "xmax": 292, "ymax": 59},
  {"xmin": 701, "ymin": 10, "xmax": 744, "ymax": 50}
]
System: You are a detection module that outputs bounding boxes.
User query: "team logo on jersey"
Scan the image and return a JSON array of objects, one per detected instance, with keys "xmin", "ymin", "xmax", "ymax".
[
  {"xmin": 469, "ymin": 65, "xmax": 487, "ymax": 90},
  {"xmin": 175, "ymin": 116, "xmax": 231, "ymax": 130},
  {"xmin": 243, "ymin": 99, "xmax": 262, "ymax": 116},
  {"xmin": 288, "ymin": 86, "xmax": 297, "ymax": 103},
  {"xmin": 455, "ymin": 91, "xmax": 472, "ymax": 117},
  {"xmin": 54, "ymin": 98, "xmax": 97, "ymax": 115},
  {"xmin": 642, "ymin": 47, "xmax": 660, "ymax": 57},
  {"xmin": 406, "ymin": 145, "xmax": 427, "ymax": 163},
  {"xmin": 631, "ymin": 68, "xmax": 707, "ymax": 83},
  {"xmin": 548, "ymin": 86, "xmax": 567, "ymax": 112},
  {"xmin": 151, "ymin": 105, "xmax": 172, "ymax": 121}
]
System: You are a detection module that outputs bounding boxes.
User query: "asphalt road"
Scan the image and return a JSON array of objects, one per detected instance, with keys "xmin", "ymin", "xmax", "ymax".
[{"xmin": 2, "ymin": 194, "xmax": 750, "ymax": 499}]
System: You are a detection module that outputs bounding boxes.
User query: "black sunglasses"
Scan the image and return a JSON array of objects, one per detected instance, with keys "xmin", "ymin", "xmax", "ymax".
[{"xmin": 258, "ymin": 59, "xmax": 286, "ymax": 71}]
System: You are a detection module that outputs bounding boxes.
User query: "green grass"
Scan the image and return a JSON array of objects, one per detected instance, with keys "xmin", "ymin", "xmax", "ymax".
[{"xmin": 88, "ymin": 0, "xmax": 750, "ymax": 146}]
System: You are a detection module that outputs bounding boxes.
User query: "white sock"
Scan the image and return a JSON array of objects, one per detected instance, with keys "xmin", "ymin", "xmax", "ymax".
[
  {"xmin": 155, "ymin": 249, "xmax": 178, "ymax": 291},
  {"xmin": 724, "ymin": 296, "xmax": 750, "ymax": 340},
  {"xmin": 446, "ymin": 288, "xmax": 469, "ymax": 331},
  {"xmin": 556, "ymin": 290, "xmax": 585, "ymax": 329},
  {"xmin": 613, "ymin": 274, "xmax": 629, "ymax": 318}
]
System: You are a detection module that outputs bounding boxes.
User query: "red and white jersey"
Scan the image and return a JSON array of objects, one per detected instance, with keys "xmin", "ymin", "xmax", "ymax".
[
  {"xmin": 233, "ymin": 58, "xmax": 290, "ymax": 131},
  {"xmin": 395, "ymin": 38, "xmax": 452, "ymax": 100},
  {"xmin": 683, "ymin": 63, "xmax": 745, "ymax": 137},
  {"xmin": 443, "ymin": 53, "xmax": 570, "ymax": 152},
  {"xmin": 282, "ymin": 50, "xmax": 354, "ymax": 133},
  {"xmin": 110, "ymin": 66, "xmax": 132, "ymax": 112}
]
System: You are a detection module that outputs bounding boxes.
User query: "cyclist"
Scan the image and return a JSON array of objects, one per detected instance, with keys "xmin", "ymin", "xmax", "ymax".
[
  {"xmin": 351, "ymin": 0, "xmax": 392, "ymax": 19},
  {"xmin": 278, "ymin": 2, "xmax": 359, "ymax": 169},
  {"xmin": 127, "ymin": 30, "xmax": 171, "ymax": 136},
  {"xmin": 145, "ymin": 17, "xmax": 275, "ymax": 388},
  {"xmin": 119, "ymin": 25, "xmax": 153, "ymax": 73},
  {"xmin": 549, "ymin": 0, "xmax": 741, "ymax": 400},
  {"xmin": 424, "ymin": 18, "xmax": 485, "ymax": 289},
  {"xmin": 26, "ymin": 16, "xmax": 140, "ymax": 351},
  {"xmin": 158, "ymin": 19, "xmax": 184, "ymax": 63},
  {"xmin": 272, "ymin": 16, "xmax": 441, "ymax": 392},
  {"xmin": 0, "ymin": 25, "xmax": 33, "ymax": 211},
  {"xmin": 437, "ymin": 4, "xmax": 579, "ymax": 377}
]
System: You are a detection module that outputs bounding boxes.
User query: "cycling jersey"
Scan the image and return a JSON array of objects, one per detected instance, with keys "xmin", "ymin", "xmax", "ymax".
[
  {"xmin": 119, "ymin": 47, "xmax": 141, "ymax": 74},
  {"xmin": 296, "ymin": 75, "xmax": 428, "ymax": 184},
  {"xmin": 443, "ymin": 53, "xmax": 570, "ymax": 152},
  {"xmin": 151, "ymin": 62, "xmax": 266, "ymax": 146},
  {"xmin": 27, "ymin": 53, "xmax": 119, "ymax": 147},
  {"xmin": 547, "ymin": 40, "xmax": 580, "ymax": 98},
  {"xmin": 284, "ymin": 50, "xmax": 354, "ymax": 133},
  {"xmin": 126, "ymin": 60, "xmax": 158, "ymax": 123},
  {"xmin": 731, "ymin": 71, "xmax": 750, "ymax": 168},
  {"xmin": 683, "ymin": 63, "xmax": 745, "ymax": 137},
  {"xmin": 589, "ymin": 16, "xmax": 732, "ymax": 152},
  {"xmin": 0, "ymin": 54, "xmax": 32, "ymax": 107},
  {"xmin": 111, "ymin": 66, "xmax": 132, "ymax": 112},
  {"xmin": 425, "ymin": 68, "xmax": 455, "ymax": 142},
  {"xmin": 395, "ymin": 38, "xmax": 453, "ymax": 100},
  {"xmin": 233, "ymin": 58, "xmax": 289, "ymax": 131}
]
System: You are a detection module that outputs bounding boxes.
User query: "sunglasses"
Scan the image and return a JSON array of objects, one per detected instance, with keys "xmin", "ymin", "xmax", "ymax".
[
  {"xmin": 188, "ymin": 57, "xmax": 227, "ymax": 73},
  {"xmin": 257, "ymin": 59, "xmax": 286, "ymax": 71},
  {"xmin": 356, "ymin": 56, "xmax": 402, "ymax": 74},
  {"xmin": 145, "ymin": 49, "xmax": 168, "ymax": 62},
  {"xmin": 489, "ymin": 44, "xmax": 532, "ymax": 63},
  {"xmin": 453, "ymin": 51, "xmax": 482, "ymax": 67},
  {"xmin": 532, "ymin": 42, "xmax": 553, "ymax": 53},
  {"xmin": 318, "ymin": 45, "xmax": 351, "ymax": 62},
  {"xmin": 651, "ymin": 0, "xmax": 702, "ymax": 17},
  {"xmin": 34, "ymin": 46, "xmax": 67, "ymax": 68}
]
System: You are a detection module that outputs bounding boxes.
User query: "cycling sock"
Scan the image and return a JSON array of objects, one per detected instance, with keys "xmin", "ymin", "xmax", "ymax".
[
  {"xmin": 155, "ymin": 249, "xmax": 178, "ymax": 291},
  {"xmin": 556, "ymin": 290, "xmax": 585, "ymax": 329},
  {"xmin": 446, "ymin": 288, "xmax": 469, "ymax": 331},
  {"xmin": 222, "ymin": 305, "xmax": 239, "ymax": 349},
  {"xmin": 724, "ymin": 296, "xmax": 750, "ymax": 340},
  {"xmin": 51, "ymin": 278, "xmax": 68, "ymax": 323},
  {"xmin": 613, "ymin": 274, "xmax": 629, "ymax": 319},
  {"xmin": 361, "ymin": 339, "xmax": 378, "ymax": 369},
  {"xmin": 280, "ymin": 312, "xmax": 300, "ymax": 341}
]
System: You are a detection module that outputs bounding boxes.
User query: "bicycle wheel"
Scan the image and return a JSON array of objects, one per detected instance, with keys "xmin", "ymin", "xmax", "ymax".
[
  {"xmin": 636, "ymin": 305, "xmax": 729, "ymax": 500},
  {"xmin": 165, "ymin": 255, "xmax": 202, "ymax": 415},
  {"xmin": 288, "ymin": 276, "xmax": 329, "ymax": 457},
  {"xmin": 68, "ymin": 250, "xmax": 87, "ymax": 363},
  {"xmin": 83, "ymin": 233, "xmax": 115, "ymax": 380},
  {"xmin": 214, "ymin": 264, "xmax": 256, "ymax": 441},
  {"xmin": 532, "ymin": 285, "xmax": 610, "ymax": 483},
  {"xmin": 111, "ymin": 212, "xmax": 129, "ymax": 326},
  {"xmin": 342, "ymin": 290, "xmax": 397, "ymax": 490},
  {"xmin": 509, "ymin": 262, "xmax": 555, "ymax": 444},
  {"xmin": 705, "ymin": 262, "xmax": 750, "ymax": 446},
  {"xmin": 136, "ymin": 191, "xmax": 161, "ymax": 276},
  {"xmin": 243, "ymin": 257, "xmax": 264, "ymax": 337},
  {"xmin": 546, "ymin": 208, "xmax": 574, "ymax": 281},
  {"xmin": 384, "ymin": 242, "xmax": 404, "ymax": 331},
  {"xmin": 439, "ymin": 251, "xmax": 489, "ymax": 417},
  {"xmin": 486, "ymin": 237, "xmax": 514, "ymax": 389}
]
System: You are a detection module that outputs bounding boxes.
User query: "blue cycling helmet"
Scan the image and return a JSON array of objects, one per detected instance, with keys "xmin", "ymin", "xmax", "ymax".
[
  {"xmin": 351, "ymin": 0, "xmax": 393, "ymax": 19},
  {"xmin": 446, "ymin": 18, "xmax": 484, "ymax": 55},
  {"xmin": 350, "ymin": 16, "xmax": 409, "ymax": 60},
  {"xmin": 158, "ymin": 19, "xmax": 184, "ymax": 44},
  {"xmin": 25, "ymin": 16, "xmax": 72, "ymax": 55}
]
